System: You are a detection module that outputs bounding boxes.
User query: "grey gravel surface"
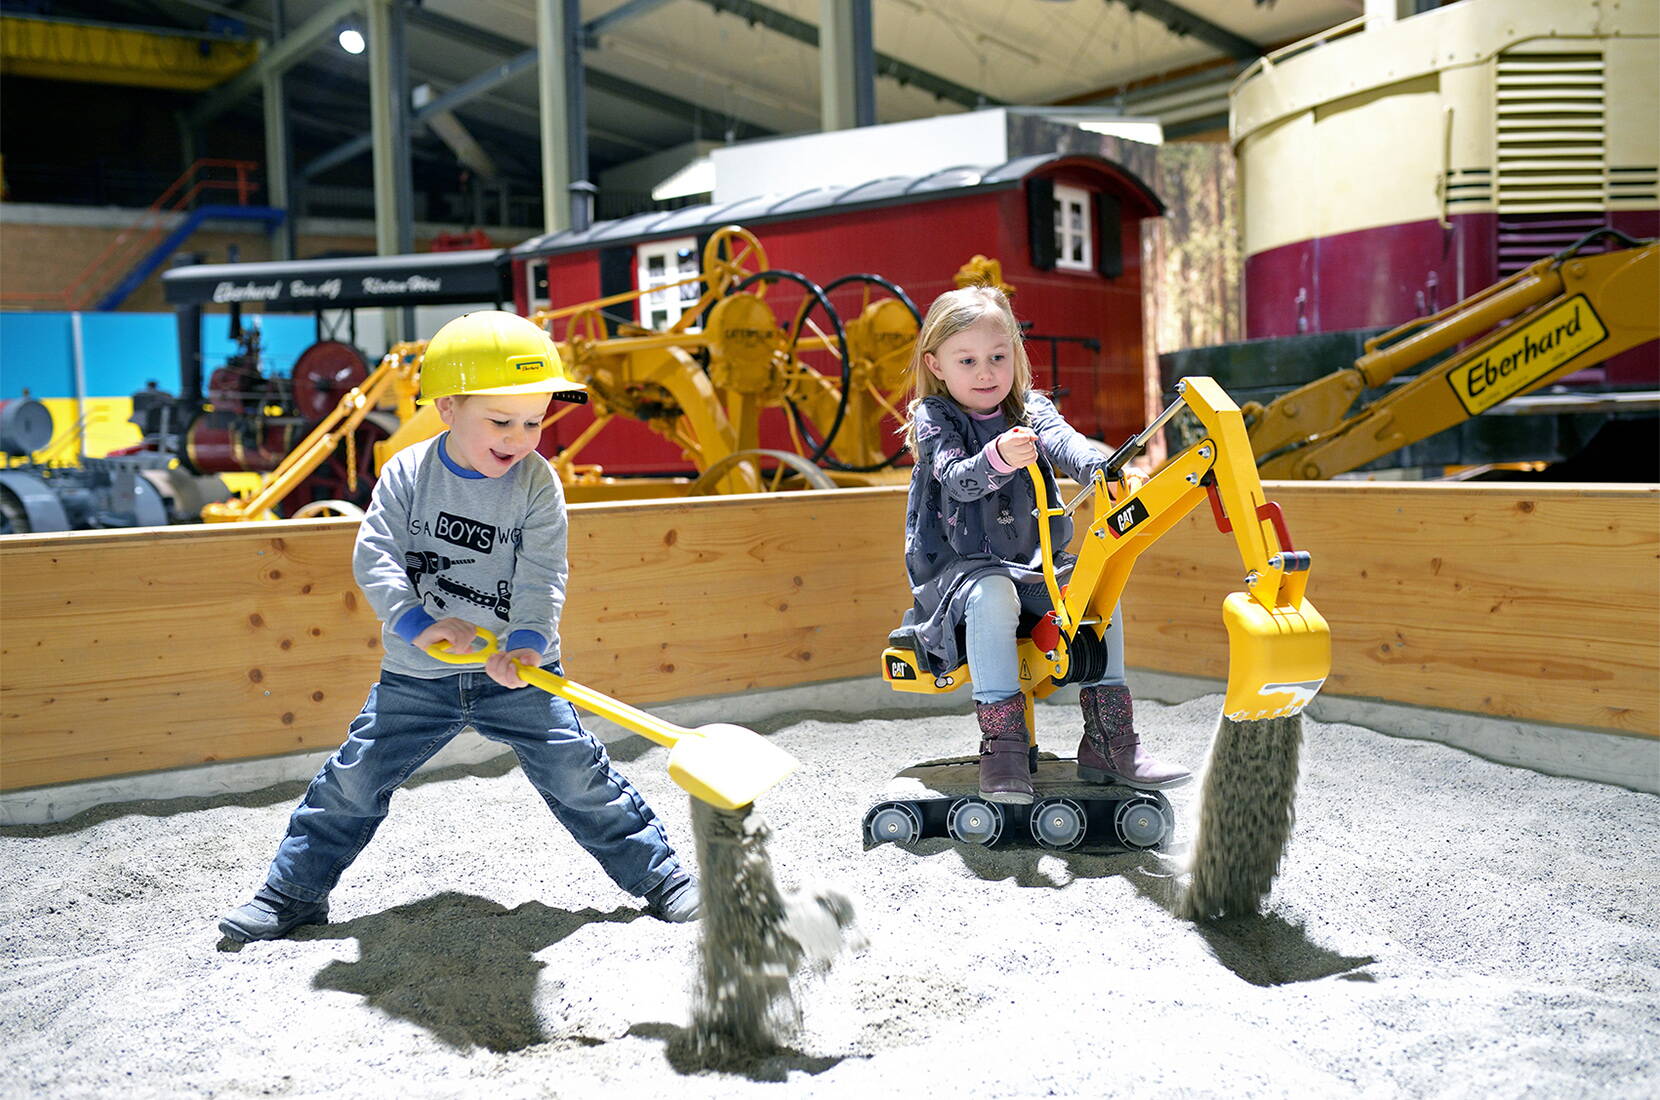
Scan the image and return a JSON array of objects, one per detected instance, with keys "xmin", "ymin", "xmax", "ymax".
[{"xmin": 2, "ymin": 694, "xmax": 1656, "ymax": 1098}]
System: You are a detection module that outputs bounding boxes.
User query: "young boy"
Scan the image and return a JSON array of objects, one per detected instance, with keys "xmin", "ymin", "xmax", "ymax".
[{"xmin": 220, "ymin": 311, "xmax": 699, "ymax": 942}]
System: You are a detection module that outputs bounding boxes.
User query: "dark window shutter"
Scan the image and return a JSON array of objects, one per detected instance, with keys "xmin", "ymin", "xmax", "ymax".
[
  {"xmin": 692, "ymin": 230, "xmax": 715, "ymax": 328},
  {"xmin": 1095, "ymin": 192, "xmax": 1123, "ymax": 279},
  {"xmin": 1027, "ymin": 178, "xmax": 1056, "ymax": 271},
  {"xmin": 598, "ymin": 246, "xmax": 635, "ymax": 324}
]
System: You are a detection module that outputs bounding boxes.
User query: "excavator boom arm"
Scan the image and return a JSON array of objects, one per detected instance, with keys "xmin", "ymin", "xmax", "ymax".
[{"xmin": 1251, "ymin": 238, "xmax": 1657, "ymax": 480}]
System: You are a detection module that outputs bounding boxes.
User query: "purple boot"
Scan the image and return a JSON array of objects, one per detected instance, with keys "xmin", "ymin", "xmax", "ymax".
[
  {"xmin": 1077, "ymin": 684, "xmax": 1191, "ymax": 790},
  {"xmin": 976, "ymin": 695, "xmax": 1034, "ymax": 804}
]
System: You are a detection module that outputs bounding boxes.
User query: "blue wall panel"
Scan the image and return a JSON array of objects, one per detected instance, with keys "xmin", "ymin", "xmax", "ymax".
[{"xmin": 0, "ymin": 311, "xmax": 320, "ymax": 400}]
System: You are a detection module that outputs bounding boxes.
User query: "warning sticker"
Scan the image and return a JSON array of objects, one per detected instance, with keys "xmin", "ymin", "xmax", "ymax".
[{"xmin": 1447, "ymin": 294, "xmax": 1608, "ymax": 416}]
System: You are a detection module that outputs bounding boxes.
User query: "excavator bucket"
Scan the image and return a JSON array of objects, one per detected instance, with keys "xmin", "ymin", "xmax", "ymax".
[{"xmin": 1220, "ymin": 591, "xmax": 1332, "ymax": 721}]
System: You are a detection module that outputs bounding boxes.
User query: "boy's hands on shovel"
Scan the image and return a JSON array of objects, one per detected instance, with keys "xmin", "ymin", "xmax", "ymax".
[
  {"xmin": 486, "ymin": 648, "xmax": 542, "ymax": 689},
  {"xmin": 415, "ymin": 617, "xmax": 478, "ymax": 654},
  {"xmin": 415, "ymin": 618, "xmax": 537, "ymax": 688}
]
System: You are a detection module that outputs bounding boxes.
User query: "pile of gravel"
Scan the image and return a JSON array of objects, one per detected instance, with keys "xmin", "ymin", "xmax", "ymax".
[{"xmin": 2, "ymin": 694, "xmax": 1655, "ymax": 1097}]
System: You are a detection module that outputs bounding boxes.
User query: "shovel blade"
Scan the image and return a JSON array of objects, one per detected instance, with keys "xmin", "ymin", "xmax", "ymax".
[
  {"xmin": 1221, "ymin": 591, "xmax": 1332, "ymax": 721},
  {"xmin": 667, "ymin": 723, "xmax": 799, "ymax": 811}
]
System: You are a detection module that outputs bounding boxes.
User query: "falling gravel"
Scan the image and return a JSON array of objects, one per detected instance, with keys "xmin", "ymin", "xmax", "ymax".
[
  {"xmin": 2, "ymin": 694, "xmax": 1657, "ymax": 1098},
  {"xmin": 682, "ymin": 799, "xmax": 860, "ymax": 1069},
  {"xmin": 1182, "ymin": 714, "xmax": 1304, "ymax": 921}
]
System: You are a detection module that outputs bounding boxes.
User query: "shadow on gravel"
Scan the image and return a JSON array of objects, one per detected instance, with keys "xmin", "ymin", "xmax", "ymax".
[
  {"xmin": 627, "ymin": 1021, "xmax": 861, "ymax": 1082},
  {"xmin": 1191, "ymin": 914, "xmax": 1377, "ymax": 987},
  {"xmin": 240, "ymin": 891, "xmax": 645, "ymax": 1052},
  {"xmin": 902, "ymin": 837, "xmax": 1162, "ymax": 888},
  {"xmin": 1124, "ymin": 867, "xmax": 1377, "ymax": 986}
]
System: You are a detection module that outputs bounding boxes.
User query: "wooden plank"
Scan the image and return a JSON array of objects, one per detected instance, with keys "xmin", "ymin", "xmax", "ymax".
[
  {"xmin": 2, "ymin": 482, "xmax": 1654, "ymax": 791},
  {"xmin": 1121, "ymin": 483, "xmax": 1660, "ymax": 736},
  {"xmin": 0, "ymin": 524, "xmax": 384, "ymax": 788},
  {"xmin": 560, "ymin": 489, "xmax": 908, "ymax": 701}
]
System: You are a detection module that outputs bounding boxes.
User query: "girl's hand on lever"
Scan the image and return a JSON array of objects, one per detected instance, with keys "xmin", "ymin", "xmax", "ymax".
[{"xmin": 996, "ymin": 425, "xmax": 1038, "ymax": 468}]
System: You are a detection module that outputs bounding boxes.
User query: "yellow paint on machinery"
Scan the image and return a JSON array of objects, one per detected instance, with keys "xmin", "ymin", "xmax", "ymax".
[
  {"xmin": 208, "ymin": 225, "xmax": 921, "ymax": 520},
  {"xmin": 8, "ymin": 397, "xmax": 140, "ymax": 462},
  {"xmin": 882, "ymin": 376, "xmax": 1331, "ymax": 725},
  {"xmin": 0, "ymin": 14, "xmax": 259, "ymax": 91},
  {"xmin": 1246, "ymin": 240, "xmax": 1658, "ymax": 480},
  {"xmin": 427, "ymin": 628, "xmax": 798, "ymax": 811}
]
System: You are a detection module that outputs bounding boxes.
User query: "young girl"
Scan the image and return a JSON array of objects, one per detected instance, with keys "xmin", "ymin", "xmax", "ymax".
[{"xmin": 897, "ymin": 286, "xmax": 1190, "ymax": 804}]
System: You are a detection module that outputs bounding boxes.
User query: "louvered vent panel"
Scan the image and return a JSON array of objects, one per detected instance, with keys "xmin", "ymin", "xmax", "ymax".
[{"xmin": 1494, "ymin": 51, "xmax": 1607, "ymax": 275}]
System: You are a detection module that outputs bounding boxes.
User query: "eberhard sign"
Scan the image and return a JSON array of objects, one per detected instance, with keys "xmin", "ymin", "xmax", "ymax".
[
  {"xmin": 204, "ymin": 274, "xmax": 450, "ymax": 307},
  {"xmin": 1447, "ymin": 294, "xmax": 1608, "ymax": 415}
]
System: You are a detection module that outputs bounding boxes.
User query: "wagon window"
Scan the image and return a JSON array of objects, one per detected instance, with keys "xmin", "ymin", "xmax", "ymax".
[
  {"xmin": 524, "ymin": 258, "xmax": 551, "ymax": 315},
  {"xmin": 636, "ymin": 236, "xmax": 701, "ymax": 329},
  {"xmin": 1052, "ymin": 183, "xmax": 1093, "ymax": 273}
]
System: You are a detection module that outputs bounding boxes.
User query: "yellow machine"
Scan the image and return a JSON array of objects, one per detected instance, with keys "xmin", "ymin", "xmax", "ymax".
[
  {"xmin": 869, "ymin": 377, "xmax": 1330, "ymax": 851},
  {"xmin": 202, "ymin": 226, "xmax": 920, "ymax": 520},
  {"xmin": 881, "ymin": 376, "xmax": 1331, "ymax": 723},
  {"xmin": 1244, "ymin": 232, "xmax": 1658, "ymax": 480}
]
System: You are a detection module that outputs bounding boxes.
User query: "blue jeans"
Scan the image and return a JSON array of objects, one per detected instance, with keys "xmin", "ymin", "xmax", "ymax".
[
  {"xmin": 265, "ymin": 668, "xmax": 682, "ymax": 903},
  {"xmin": 964, "ymin": 575, "xmax": 1126, "ymax": 703}
]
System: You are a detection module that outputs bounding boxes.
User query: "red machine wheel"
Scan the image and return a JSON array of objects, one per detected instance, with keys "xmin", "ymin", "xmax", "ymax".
[{"xmin": 290, "ymin": 341, "xmax": 372, "ymax": 421}]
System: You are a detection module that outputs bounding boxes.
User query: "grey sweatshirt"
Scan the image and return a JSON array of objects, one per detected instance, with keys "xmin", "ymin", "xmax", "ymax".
[{"xmin": 353, "ymin": 432, "xmax": 568, "ymax": 678}]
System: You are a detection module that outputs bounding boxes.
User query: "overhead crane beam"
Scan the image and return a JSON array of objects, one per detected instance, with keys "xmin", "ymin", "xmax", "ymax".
[
  {"xmin": 695, "ymin": 0, "xmax": 1002, "ymax": 109},
  {"xmin": 185, "ymin": 0, "xmax": 361, "ymax": 127},
  {"xmin": 1108, "ymin": 0, "xmax": 1261, "ymax": 63}
]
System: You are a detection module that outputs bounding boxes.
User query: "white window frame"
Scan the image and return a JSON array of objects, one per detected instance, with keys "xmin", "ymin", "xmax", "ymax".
[
  {"xmin": 635, "ymin": 236, "xmax": 701, "ymax": 329},
  {"xmin": 1052, "ymin": 183, "xmax": 1093, "ymax": 273},
  {"xmin": 523, "ymin": 258, "xmax": 551, "ymax": 315}
]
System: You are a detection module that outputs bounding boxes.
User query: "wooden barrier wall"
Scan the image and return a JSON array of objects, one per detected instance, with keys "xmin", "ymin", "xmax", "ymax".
[{"xmin": 1, "ymin": 483, "xmax": 1655, "ymax": 791}]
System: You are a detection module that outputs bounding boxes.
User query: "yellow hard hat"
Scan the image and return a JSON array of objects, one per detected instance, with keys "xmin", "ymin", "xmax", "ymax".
[{"xmin": 417, "ymin": 310, "xmax": 587, "ymax": 404}]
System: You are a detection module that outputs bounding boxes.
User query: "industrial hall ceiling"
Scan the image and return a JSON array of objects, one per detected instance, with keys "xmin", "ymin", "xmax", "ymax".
[{"xmin": 1, "ymin": 0, "xmax": 1358, "ymax": 219}]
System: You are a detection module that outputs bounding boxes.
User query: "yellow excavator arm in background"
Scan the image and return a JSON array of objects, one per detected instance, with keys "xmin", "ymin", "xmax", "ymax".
[{"xmin": 1246, "ymin": 232, "xmax": 1658, "ymax": 480}]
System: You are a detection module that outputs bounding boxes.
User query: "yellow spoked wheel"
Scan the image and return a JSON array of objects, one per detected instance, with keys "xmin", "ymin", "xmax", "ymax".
[{"xmin": 700, "ymin": 225, "xmax": 770, "ymax": 302}]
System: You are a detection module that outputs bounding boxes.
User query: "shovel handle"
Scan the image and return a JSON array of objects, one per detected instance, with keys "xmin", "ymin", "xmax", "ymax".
[{"xmin": 426, "ymin": 627, "xmax": 685, "ymax": 750}]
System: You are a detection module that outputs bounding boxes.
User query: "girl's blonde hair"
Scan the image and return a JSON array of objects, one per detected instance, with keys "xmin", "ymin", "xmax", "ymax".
[{"xmin": 901, "ymin": 285, "xmax": 1034, "ymax": 453}]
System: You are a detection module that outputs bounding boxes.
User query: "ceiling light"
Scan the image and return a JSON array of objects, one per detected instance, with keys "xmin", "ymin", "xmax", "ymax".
[{"xmin": 338, "ymin": 24, "xmax": 365, "ymax": 54}]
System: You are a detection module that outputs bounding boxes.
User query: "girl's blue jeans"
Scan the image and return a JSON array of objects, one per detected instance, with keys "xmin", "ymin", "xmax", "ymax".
[
  {"xmin": 964, "ymin": 575, "xmax": 1126, "ymax": 703},
  {"xmin": 265, "ymin": 667, "xmax": 683, "ymax": 903}
]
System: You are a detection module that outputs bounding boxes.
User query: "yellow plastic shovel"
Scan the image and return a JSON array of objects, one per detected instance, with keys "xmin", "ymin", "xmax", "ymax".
[{"xmin": 427, "ymin": 628, "xmax": 798, "ymax": 810}]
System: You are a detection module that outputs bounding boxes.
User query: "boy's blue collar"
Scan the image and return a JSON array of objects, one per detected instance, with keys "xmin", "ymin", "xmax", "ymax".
[{"xmin": 436, "ymin": 432, "xmax": 486, "ymax": 479}]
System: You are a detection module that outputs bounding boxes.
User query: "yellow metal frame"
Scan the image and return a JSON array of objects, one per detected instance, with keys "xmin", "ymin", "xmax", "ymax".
[
  {"xmin": 209, "ymin": 223, "xmax": 924, "ymax": 519},
  {"xmin": 1248, "ymin": 239, "xmax": 1658, "ymax": 480},
  {"xmin": 200, "ymin": 342, "xmax": 422, "ymax": 523},
  {"xmin": 881, "ymin": 376, "xmax": 1332, "ymax": 722}
]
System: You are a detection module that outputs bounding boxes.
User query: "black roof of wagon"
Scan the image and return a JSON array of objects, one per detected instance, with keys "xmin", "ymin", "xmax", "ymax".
[
  {"xmin": 510, "ymin": 153, "xmax": 1164, "ymax": 260},
  {"xmin": 161, "ymin": 249, "xmax": 509, "ymax": 309}
]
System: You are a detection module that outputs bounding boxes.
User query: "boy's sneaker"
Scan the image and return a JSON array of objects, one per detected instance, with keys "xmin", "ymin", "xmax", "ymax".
[
  {"xmin": 218, "ymin": 885, "xmax": 329, "ymax": 942},
  {"xmin": 643, "ymin": 873, "xmax": 700, "ymax": 923}
]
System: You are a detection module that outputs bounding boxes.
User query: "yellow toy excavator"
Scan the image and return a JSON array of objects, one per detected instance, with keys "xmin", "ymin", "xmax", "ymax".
[
  {"xmin": 869, "ymin": 376, "xmax": 1331, "ymax": 851},
  {"xmin": 1246, "ymin": 230, "xmax": 1657, "ymax": 480}
]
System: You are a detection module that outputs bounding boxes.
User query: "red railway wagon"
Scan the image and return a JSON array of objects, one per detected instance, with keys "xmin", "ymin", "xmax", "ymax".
[{"xmin": 508, "ymin": 153, "xmax": 1164, "ymax": 475}]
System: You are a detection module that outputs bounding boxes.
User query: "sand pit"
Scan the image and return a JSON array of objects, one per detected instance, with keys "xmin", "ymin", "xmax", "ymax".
[{"xmin": 2, "ymin": 693, "xmax": 1657, "ymax": 1097}]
